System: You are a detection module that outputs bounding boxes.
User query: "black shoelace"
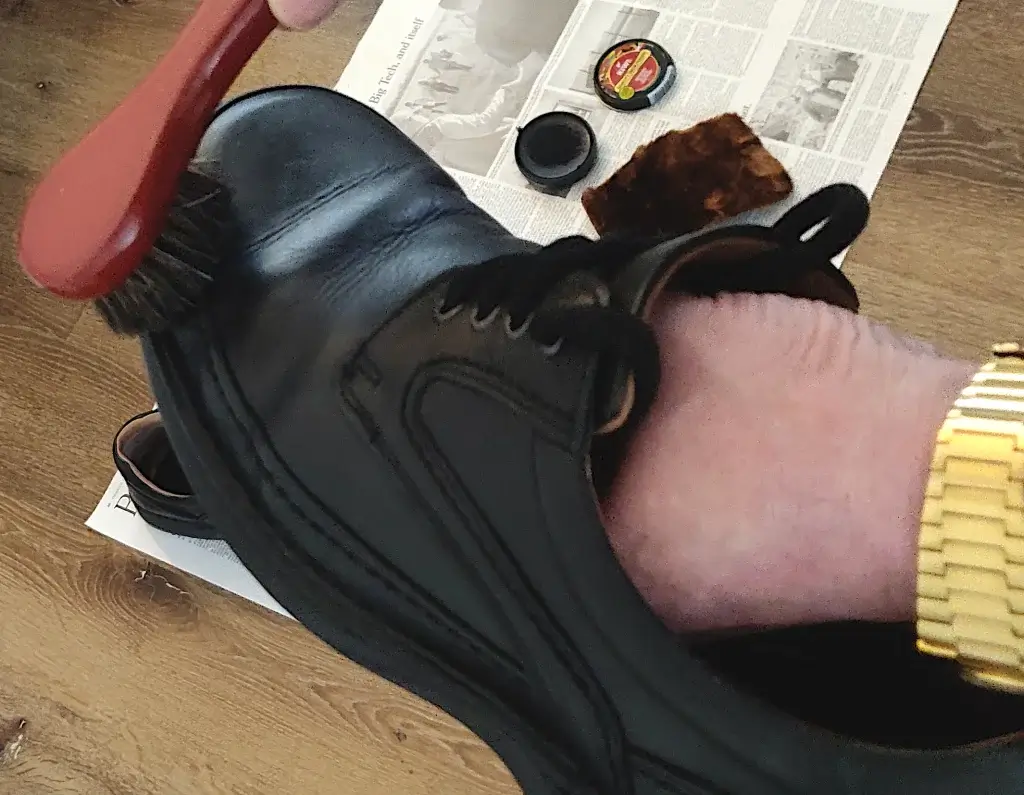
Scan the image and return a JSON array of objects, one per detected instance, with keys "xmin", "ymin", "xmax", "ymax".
[
  {"xmin": 434, "ymin": 184, "xmax": 869, "ymax": 431},
  {"xmin": 436, "ymin": 234, "xmax": 663, "ymax": 421}
]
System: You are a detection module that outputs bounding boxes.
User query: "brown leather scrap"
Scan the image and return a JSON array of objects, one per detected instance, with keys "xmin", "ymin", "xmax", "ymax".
[{"xmin": 581, "ymin": 113, "xmax": 793, "ymax": 238}]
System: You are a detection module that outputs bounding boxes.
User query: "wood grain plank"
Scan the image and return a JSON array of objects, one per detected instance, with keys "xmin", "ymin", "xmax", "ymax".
[
  {"xmin": 891, "ymin": 99, "xmax": 1024, "ymax": 195},
  {"xmin": 0, "ymin": 494, "xmax": 516, "ymax": 795},
  {"xmin": 911, "ymin": 0, "xmax": 1024, "ymax": 113},
  {"xmin": 1, "ymin": 0, "xmax": 1023, "ymax": 793},
  {"xmin": 0, "ymin": 23, "xmax": 191, "ymax": 173},
  {"xmin": 0, "ymin": 0, "xmax": 201, "ymax": 59},
  {"xmin": 846, "ymin": 169, "xmax": 1024, "ymax": 353},
  {"xmin": 0, "ymin": 3, "xmax": 377, "ymax": 173},
  {"xmin": 0, "ymin": 163, "xmax": 85, "ymax": 339},
  {"xmin": 0, "ymin": 2, "xmax": 515, "ymax": 790},
  {"xmin": 0, "ymin": 321, "xmax": 147, "ymax": 520}
]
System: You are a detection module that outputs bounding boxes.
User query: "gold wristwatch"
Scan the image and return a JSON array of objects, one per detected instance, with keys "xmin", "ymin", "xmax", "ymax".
[{"xmin": 917, "ymin": 342, "xmax": 1024, "ymax": 694}]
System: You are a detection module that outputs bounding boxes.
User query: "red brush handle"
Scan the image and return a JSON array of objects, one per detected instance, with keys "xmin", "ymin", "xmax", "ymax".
[{"xmin": 17, "ymin": 0, "xmax": 278, "ymax": 299}]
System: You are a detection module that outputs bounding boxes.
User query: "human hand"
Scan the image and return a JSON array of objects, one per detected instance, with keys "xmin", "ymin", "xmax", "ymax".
[
  {"xmin": 602, "ymin": 292, "xmax": 975, "ymax": 634},
  {"xmin": 267, "ymin": 0, "xmax": 342, "ymax": 30}
]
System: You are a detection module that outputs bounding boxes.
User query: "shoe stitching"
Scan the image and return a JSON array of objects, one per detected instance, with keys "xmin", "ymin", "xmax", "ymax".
[
  {"xmin": 201, "ymin": 323, "xmax": 521, "ymax": 673},
  {"xmin": 403, "ymin": 361, "xmax": 630, "ymax": 793}
]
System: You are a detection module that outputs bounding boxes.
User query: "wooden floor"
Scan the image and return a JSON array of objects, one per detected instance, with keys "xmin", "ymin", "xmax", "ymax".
[{"xmin": 0, "ymin": 0, "xmax": 1022, "ymax": 792}]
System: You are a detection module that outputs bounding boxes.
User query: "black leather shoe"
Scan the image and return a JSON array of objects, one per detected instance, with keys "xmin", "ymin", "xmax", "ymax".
[
  {"xmin": 114, "ymin": 409, "xmax": 216, "ymax": 539},
  {"xmin": 122, "ymin": 86, "xmax": 1023, "ymax": 794}
]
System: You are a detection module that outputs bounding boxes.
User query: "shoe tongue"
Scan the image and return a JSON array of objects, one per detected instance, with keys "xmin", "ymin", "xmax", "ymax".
[
  {"xmin": 591, "ymin": 183, "xmax": 870, "ymax": 439},
  {"xmin": 584, "ymin": 185, "xmax": 871, "ymax": 495},
  {"xmin": 593, "ymin": 232, "xmax": 780, "ymax": 437},
  {"xmin": 606, "ymin": 237, "xmax": 694, "ymax": 320}
]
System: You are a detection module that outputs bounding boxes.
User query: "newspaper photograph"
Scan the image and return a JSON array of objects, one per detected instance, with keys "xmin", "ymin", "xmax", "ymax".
[{"xmin": 87, "ymin": 0, "xmax": 961, "ymax": 614}]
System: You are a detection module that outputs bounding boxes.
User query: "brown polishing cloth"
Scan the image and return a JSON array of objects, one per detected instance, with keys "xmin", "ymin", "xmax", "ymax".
[{"xmin": 581, "ymin": 113, "xmax": 792, "ymax": 238}]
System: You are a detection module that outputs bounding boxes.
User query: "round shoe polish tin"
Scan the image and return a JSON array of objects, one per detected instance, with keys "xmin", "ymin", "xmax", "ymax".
[
  {"xmin": 592, "ymin": 38, "xmax": 677, "ymax": 111},
  {"xmin": 514, "ymin": 111, "xmax": 597, "ymax": 193}
]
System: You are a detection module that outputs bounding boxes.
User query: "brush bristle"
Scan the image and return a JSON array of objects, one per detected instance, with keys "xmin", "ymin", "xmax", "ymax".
[{"xmin": 95, "ymin": 167, "xmax": 233, "ymax": 336}]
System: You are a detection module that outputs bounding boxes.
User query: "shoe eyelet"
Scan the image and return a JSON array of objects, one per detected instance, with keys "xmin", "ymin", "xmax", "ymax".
[
  {"xmin": 504, "ymin": 312, "xmax": 533, "ymax": 339},
  {"xmin": 470, "ymin": 305, "xmax": 499, "ymax": 330},
  {"xmin": 540, "ymin": 337, "xmax": 564, "ymax": 357},
  {"xmin": 434, "ymin": 296, "xmax": 463, "ymax": 322}
]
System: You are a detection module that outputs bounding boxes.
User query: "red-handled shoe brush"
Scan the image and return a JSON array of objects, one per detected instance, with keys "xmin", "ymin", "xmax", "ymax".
[{"xmin": 17, "ymin": 0, "xmax": 279, "ymax": 335}]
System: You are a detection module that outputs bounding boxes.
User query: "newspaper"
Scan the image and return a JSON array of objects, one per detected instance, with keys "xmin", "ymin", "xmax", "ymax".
[
  {"xmin": 87, "ymin": 473, "xmax": 291, "ymax": 617},
  {"xmin": 336, "ymin": 0, "xmax": 958, "ymax": 253},
  {"xmin": 87, "ymin": 0, "xmax": 959, "ymax": 615}
]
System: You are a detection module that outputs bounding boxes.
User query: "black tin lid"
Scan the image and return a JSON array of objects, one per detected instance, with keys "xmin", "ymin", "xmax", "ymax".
[
  {"xmin": 592, "ymin": 38, "xmax": 676, "ymax": 111},
  {"xmin": 514, "ymin": 111, "xmax": 597, "ymax": 193}
]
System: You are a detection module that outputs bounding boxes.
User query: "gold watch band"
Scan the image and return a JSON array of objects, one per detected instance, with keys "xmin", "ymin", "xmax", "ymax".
[{"xmin": 916, "ymin": 344, "xmax": 1024, "ymax": 694}]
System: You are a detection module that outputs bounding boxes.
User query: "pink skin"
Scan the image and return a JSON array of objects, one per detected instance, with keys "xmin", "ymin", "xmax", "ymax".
[
  {"xmin": 267, "ymin": 0, "xmax": 343, "ymax": 30},
  {"xmin": 602, "ymin": 293, "xmax": 973, "ymax": 633},
  {"xmin": 267, "ymin": 0, "xmax": 979, "ymax": 633}
]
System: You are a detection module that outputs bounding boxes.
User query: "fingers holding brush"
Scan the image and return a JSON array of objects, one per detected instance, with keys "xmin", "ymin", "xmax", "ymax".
[{"xmin": 267, "ymin": 0, "xmax": 344, "ymax": 29}]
